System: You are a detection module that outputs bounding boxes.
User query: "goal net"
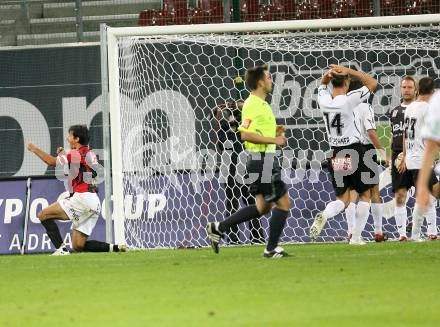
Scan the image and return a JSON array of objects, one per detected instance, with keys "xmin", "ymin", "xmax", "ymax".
[{"xmin": 104, "ymin": 15, "xmax": 440, "ymax": 248}]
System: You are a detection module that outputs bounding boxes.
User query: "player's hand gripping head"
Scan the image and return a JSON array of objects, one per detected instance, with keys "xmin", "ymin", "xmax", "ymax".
[{"xmin": 329, "ymin": 64, "xmax": 350, "ymax": 92}]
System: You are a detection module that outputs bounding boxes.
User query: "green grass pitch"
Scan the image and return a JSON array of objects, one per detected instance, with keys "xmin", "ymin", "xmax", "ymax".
[
  {"xmin": 1, "ymin": 242, "xmax": 439, "ymax": 327},
  {"xmin": 377, "ymin": 123, "xmax": 391, "ymax": 156}
]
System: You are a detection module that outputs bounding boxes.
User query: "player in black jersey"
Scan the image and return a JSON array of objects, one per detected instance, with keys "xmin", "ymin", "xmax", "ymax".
[{"xmin": 388, "ymin": 76, "xmax": 417, "ymax": 241}]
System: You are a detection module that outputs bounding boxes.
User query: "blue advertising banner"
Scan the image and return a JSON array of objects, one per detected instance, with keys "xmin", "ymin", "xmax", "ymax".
[
  {"xmin": 121, "ymin": 167, "xmax": 422, "ymax": 249},
  {"xmin": 0, "ymin": 168, "xmax": 434, "ymax": 254}
]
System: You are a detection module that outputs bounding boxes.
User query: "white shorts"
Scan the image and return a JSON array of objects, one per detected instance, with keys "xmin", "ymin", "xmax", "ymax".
[{"xmin": 59, "ymin": 192, "xmax": 101, "ymax": 236}]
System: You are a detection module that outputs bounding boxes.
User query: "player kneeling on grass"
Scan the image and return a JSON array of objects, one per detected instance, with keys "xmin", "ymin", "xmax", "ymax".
[
  {"xmin": 27, "ymin": 125, "xmax": 127, "ymax": 255},
  {"xmin": 206, "ymin": 64, "xmax": 290, "ymax": 258}
]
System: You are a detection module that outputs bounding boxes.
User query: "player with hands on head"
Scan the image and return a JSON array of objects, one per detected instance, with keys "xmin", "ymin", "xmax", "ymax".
[{"xmin": 310, "ymin": 64, "xmax": 378, "ymax": 244}]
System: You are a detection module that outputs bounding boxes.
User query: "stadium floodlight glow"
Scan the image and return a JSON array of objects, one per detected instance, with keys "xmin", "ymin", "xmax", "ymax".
[{"xmin": 102, "ymin": 14, "xmax": 440, "ymax": 248}]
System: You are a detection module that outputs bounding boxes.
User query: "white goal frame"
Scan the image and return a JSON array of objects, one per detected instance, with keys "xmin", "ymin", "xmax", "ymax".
[{"xmin": 103, "ymin": 14, "xmax": 440, "ymax": 245}]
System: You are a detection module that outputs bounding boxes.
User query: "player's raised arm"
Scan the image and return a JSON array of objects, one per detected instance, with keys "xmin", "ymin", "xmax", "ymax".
[
  {"xmin": 330, "ymin": 64, "xmax": 377, "ymax": 92},
  {"xmin": 27, "ymin": 142, "xmax": 57, "ymax": 166},
  {"xmin": 320, "ymin": 69, "xmax": 333, "ymax": 85}
]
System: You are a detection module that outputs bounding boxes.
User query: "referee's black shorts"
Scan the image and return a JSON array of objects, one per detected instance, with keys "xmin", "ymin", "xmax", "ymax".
[
  {"xmin": 327, "ymin": 143, "xmax": 372, "ymax": 196},
  {"xmin": 391, "ymin": 150, "xmax": 412, "ymax": 192},
  {"xmin": 246, "ymin": 152, "xmax": 287, "ymax": 203}
]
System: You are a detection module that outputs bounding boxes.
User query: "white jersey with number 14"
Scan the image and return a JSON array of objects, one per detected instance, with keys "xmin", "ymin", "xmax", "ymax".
[{"xmin": 318, "ymin": 85, "xmax": 370, "ymax": 147}]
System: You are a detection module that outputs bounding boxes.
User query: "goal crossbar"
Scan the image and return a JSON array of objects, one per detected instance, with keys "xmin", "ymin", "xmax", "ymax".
[{"xmin": 107, "ymin": 14, "xmax": 440, "ymax": 37}]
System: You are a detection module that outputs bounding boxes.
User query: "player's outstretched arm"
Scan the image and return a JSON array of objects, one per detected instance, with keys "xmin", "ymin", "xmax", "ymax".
[
  {"xmin": 240, "ymin": 132, "xmax": 286, "ymax": 146},
  {"xmin": 27, "ymin": 143, "xmax": 57, "ymax": 166}
]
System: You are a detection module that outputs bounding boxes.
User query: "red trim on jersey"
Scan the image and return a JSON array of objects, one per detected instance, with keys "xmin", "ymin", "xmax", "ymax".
[{"xmin": 59, "ymin": 146, "xmax": 98, "ymax": 193}]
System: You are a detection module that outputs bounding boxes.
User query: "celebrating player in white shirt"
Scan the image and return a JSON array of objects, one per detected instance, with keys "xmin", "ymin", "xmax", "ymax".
[
  {"xmin": 400, "ymin": 77, "xmax": 439, "ymax": 240},
  {"xmin": 310, "ymin": 65, "xmax": 377, "ymax": 244}
]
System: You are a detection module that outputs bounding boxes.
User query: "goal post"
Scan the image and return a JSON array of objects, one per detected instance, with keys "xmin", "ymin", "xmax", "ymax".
[{"xmin": 103, "ymin": 14, "xmax": 440, "ymax": 248}]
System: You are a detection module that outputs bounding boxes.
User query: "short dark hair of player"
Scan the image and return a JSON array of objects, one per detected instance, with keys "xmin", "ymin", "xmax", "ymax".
[
  {"xmin": 69, "ymin": 125, "xmax": 90, "ymax": 145},
  {"xmin": 418, "ymin": 77, "xmax": 435, "ymax": 95},
  {"xmin": 245, "ymin": 64, "xmax": 268, "ymax": 91},
  {"xmin": 347, "ymin": 78, "xmax": 363, "ymax": 93},
  {"xmin": 331, "ymin": 73, "xmax": 349, "ymax": 88}
]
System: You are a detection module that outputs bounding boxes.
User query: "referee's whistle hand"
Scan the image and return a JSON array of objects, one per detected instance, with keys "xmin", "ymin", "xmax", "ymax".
[
  {"xmin": 276, "ymin": 125, "xmax": 286, "ymax": 136},
  {"xmin": 275, "ymin": 136, "xmax": 287, "ymax": 146}
]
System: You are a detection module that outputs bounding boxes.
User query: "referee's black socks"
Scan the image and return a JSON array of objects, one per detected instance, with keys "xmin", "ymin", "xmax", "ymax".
[
  {"xmin": 218, "ymin": 205, "xmax": 260, "ymax": 233},
  {"xmin": 41, "ymin": 219, "xmax": 63, "ymax": 249},
  {"xmin": 266, "ymin": 208, "xmax": 288, "ymax": 251}
]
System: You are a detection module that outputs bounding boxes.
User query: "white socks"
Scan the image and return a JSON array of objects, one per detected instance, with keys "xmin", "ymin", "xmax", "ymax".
[
  {"xmin": 371, "ymin": 203, "xmax": 383, "ymax": 234},
  {"xmin": 426, "ymin": 196, "xmax": 437, "ymax": 236},
  {"xmin": 352, "ymin": 201, "xmax": 370, "ymax": 241},
  {"xmin": 345, "ymin": 202, "xmax": 356, "ymax": 236},
  {"xmin": 411, "ymin": 196, "xmax": 437, "ymax": 239},
  {"xmin": 394, "ymin": 206, "xmax": 407, "ymax": 238},
  {"xmin": 411, "ymin": 204, "xmax": 424, "ymax": 241},
  {"xmin": 322, "ymin": 199, "xmax": 345, "ymax": 220}
]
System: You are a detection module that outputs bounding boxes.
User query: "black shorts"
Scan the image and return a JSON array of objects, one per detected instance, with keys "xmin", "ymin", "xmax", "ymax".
[
  {"xmin": 362, "ymin": 144, "xmax": 380, "ymax": 187},
  {"xmin": 407, "ymin": 169, "xmax": 438, "ymax": 192},
  {"xmin": 327, "ymin": 143, "xmax": 372, "ymax": 196},
  {"xmin": 246, "ymin": 152, "xmax": 287, "ymax": 203},
  {"xmin": 391, "ymin": 151, "xmax": 412, "ymax": 192}
]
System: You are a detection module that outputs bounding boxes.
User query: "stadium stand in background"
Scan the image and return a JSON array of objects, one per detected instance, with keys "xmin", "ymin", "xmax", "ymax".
[
  {"xmin": 139, "ymin": 0, "xmax": 440, "ymax": 26},
  {"xmin": 0, "ymin": 1, "xmax": 439, "ymax": 46}
]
